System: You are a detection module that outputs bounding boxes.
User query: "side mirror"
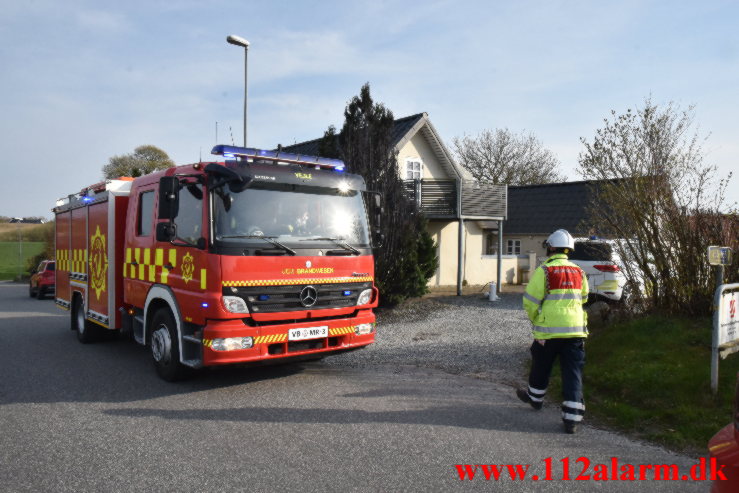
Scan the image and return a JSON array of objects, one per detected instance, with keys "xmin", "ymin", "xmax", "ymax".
[
  {"xmin": 373, "ymin": 232, "xmax": 385, "ymax": 249},
  {"xmin": 158, "ymin": 177, "xmax": 180, "ymax": 220},
  {"xmin": 156, "ymin": 222, "xmax": 176, "ymax": 242},
  {"xmin": 364, "ymin": 191, "xmax": 384, "ymax": 249}
]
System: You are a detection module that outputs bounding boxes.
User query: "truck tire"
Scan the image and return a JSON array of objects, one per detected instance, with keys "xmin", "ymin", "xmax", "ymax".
[
  {"xmin": 74, "ymin": 296, "xmax": 98, "ymax": 343},
  {"xmin": 150, "ymin": 309, "xmax": 190, "ymax": 381}
]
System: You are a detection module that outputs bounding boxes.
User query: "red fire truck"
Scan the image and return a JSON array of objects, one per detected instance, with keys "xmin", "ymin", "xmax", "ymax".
[{"xmin": 54, "ymin": 145, "xmax": 379, "ymax": 380}]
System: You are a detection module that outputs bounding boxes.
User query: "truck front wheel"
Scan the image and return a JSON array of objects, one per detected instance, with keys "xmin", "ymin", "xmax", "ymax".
[{"xmin": 150, "ymin": 309, "xmax": 190, "ymax": 381}]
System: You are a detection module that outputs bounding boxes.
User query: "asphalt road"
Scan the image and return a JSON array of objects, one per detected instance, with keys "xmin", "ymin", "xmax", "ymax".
[{"xmin": 0, "ymin": 282, "xmax": 709, "ymax": 492}]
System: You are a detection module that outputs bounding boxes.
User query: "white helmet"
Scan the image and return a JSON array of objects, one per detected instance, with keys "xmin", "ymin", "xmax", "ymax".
[{"xmin": 546, "ymin": 229, "xmax": 575, "ymax": 249}]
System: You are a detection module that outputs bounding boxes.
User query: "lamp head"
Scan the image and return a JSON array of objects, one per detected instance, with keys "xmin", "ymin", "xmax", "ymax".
[{"xmin": 227, "ymin": 35, "xmax": 250, "ymax": 48}]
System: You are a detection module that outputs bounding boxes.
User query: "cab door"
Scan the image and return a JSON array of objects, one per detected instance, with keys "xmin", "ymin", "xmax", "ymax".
[{"xmin": 124, "ymin": 185, "xmax": 157, "ymax": 309}]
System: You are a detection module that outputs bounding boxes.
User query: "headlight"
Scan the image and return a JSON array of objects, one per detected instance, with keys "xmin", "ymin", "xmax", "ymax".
[
  {"xmin": 222, "ymin": 296, "xmax": 249, "ymax": 313},
  {"xmin": 211, "ymin": 337, "xmax": 253, "ymax": 351},
  {"xmin": 355, "ymin": 323, "xmax": 374, "ymax": 335},
  {"xmin": 357, "ymin": 289, "xmax": 373, "ymax": 306}
]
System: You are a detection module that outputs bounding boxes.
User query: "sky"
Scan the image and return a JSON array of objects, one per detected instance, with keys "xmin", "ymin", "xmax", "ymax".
[{"xmin": 1, "ymin": 0, "xmax": 737, "ymax": 219}]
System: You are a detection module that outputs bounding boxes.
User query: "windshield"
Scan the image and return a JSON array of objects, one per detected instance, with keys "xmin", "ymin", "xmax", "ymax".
[
  {"xmin": 214, "ymin": 184, "xmax": 370, "ymax": 248},
  {"xmin": 571, "ymin": 242, "xmax": 613, "ymax": 261}
]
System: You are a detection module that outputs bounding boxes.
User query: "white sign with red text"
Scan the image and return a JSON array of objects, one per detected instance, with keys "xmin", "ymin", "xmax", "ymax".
[{"xmin": 718, "ymin": 290, "xmax": 739, "ymax": 346}]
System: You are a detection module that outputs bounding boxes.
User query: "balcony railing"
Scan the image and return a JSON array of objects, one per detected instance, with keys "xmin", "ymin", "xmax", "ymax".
[{"xmin": 403, "ymin": 179, "xmax": 507, "ymax": 219}]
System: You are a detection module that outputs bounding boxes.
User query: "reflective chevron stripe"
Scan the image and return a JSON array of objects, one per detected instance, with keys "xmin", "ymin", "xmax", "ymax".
[{"xmin": 223, "ymin": 277, "xmax": 373, "ymax": 287}]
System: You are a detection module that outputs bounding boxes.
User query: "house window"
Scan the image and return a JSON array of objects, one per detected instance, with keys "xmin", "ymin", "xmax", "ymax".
[
  {"xmin": 405, "ymin": 158, "xmax": 423, "ymax": 180},
  {"xmin": 507, "ymin": 239, "xmax": 521, "ymax": 255},
  {"xmin": 484, "ymin": 230, "xmax": 498, "ymax": 255}
]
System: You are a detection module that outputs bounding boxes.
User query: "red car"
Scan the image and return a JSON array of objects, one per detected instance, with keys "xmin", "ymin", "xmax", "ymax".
[
  {"xmin": 29, "ymin": 260, "xmax": 55, "ymax": 300},
  {"xmin": 708, "ymin": 372, "xmax": 739, "ymax": 491}
]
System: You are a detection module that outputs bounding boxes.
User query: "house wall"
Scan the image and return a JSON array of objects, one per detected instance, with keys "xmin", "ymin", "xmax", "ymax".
[
  {"xmin": 394, "ymin": 124, "xmax": 529, "ymax": 288},
  {"xmin": 426, "ymin": 221, "xmax": 459, "ymax": 286},
  {"xmin": 426, "ymin": 220, "xmax": 533, "ymax": 287},
  {"xmin": 464, "ymin": 221, "xmax": 528, "ymax": 285},
  {"xmin": 501, "ymin": 234, "xmax": 548, "ymax": 258},
  {"xmin": 396, "ymin": 133, "xmax": 448, "ymax": 180}
]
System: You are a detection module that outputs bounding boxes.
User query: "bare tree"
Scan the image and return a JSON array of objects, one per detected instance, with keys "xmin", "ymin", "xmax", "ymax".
[
  {"xmin": 102, "ymin": 145, "xmax": 175, "ymax": 179},
  {"xmin": 452, "ymin": 128, "xmax": 564, "ymax": 185},
  {"xmin": 579, "ymin": 98, "xmax": 736, "ymax": 316}
]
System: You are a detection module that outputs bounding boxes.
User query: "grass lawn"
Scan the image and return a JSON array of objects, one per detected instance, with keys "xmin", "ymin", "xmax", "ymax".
[
  {"xmin": 547, "ymin": 314, "xmax": 739, "ymax": 455},
  {"xmin": 0, "ymin": 241, "xmax": 45, "ymax": 280}
]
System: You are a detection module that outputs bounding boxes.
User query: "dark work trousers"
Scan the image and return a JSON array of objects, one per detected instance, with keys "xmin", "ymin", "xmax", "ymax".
[{"xmin": 526, "ymin": 337, "xmax": 586, "ymax": 423}]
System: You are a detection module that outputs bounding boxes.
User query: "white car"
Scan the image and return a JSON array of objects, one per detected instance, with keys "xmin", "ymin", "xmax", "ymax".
[{"xmin": 568, "ymin": 239, "xmax": 627, "ymax": 303}]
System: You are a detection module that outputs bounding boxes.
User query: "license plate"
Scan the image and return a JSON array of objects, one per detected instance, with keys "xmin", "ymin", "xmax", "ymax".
[{"xmin": 288, "ymin": 326, "xmax": 328, "ymax": 341}]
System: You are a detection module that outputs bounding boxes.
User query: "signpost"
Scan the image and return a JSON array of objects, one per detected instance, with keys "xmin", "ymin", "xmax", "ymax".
[
  {"xmin": 710, "ymin": 246, "xmax": 737, "ymax": 394},
  {"xmin": 712, "ymin": 283, "xmax": 739, "ymax": 394}
]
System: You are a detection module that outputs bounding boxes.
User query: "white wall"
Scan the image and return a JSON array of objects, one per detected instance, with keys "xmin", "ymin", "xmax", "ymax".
[
  {"xmin": 396, "ymin": 132, "xmax": 450, "ymax": 180},
  {"xmin": 426, "ymin": 220, "xmax": 533, "ymax": 286}
]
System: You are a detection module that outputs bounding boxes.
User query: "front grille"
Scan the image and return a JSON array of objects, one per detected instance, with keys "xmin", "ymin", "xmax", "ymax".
[{"xmin": 224, "ymin": 282, "xmax": 372, "ymax": 314}]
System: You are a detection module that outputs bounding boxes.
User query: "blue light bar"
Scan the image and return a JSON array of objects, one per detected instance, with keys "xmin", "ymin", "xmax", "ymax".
[{"xmin": 212, "ymin": 145, "xmax": 345, "ymax": 171}]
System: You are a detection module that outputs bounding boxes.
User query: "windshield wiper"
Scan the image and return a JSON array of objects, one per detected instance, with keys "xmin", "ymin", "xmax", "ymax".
[
  {"xmin": 301, "ymin": 237, "xmax": 360, "ymax": 255},
  {"xmin": 219, "ymin": 235, "xmax": 296, "ymax": 256}
]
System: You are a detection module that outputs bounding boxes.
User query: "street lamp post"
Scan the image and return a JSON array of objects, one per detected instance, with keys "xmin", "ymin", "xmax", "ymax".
[
  {"xmin": 16, "ymin": 223, "xmax": 22, "ymax": 279},
  {"xmin": 226, "ymin": 35, "xmax": 250, "ymax": 147}
]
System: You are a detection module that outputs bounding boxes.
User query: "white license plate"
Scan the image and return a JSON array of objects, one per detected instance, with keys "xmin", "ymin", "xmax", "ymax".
[{"xmin": 288, "ymin": 326, "xmax": 328, "ymax": 341}]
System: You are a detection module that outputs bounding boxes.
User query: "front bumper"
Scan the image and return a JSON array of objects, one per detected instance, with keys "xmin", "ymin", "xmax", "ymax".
[{"xmin": 201, "ymin": 313, "xmax": 375, "ymax": 366}]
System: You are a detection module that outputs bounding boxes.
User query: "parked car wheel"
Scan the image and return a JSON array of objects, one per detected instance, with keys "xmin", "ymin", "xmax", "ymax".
[{"xmin": 28, "ymin": 284, "xmax": 36, "ymax": 298}]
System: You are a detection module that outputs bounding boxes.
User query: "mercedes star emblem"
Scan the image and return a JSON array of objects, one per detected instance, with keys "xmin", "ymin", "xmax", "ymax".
[{"xmin": 300, "ymin": 285, "xmax": 318, "ymax": 307}]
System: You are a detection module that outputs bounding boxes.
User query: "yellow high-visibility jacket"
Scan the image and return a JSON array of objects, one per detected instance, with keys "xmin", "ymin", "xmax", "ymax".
[{"xmin": 523, "ymin": 253, "xmax": 589, "ymax": 339}]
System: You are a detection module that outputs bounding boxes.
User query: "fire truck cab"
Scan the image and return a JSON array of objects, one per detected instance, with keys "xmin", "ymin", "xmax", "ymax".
[{"xmin": 54, "ymin": 145, "xmax": 379, "ymax": 380}]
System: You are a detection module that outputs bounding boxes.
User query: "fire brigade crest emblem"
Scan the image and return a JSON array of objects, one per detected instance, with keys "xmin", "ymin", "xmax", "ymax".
[
  {"xmin": 89, "ymin": 225, "xmax": 108, "ymax": 300},
  {"xmin": 182, "ymin": 252, "xmax": 195, "ymax": 284}
]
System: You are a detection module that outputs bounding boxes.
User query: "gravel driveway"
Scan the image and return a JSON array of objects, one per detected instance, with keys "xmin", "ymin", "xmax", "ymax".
[{"xmin": 325, "ymin": 292, "xmax": 532, "ymax": 386}]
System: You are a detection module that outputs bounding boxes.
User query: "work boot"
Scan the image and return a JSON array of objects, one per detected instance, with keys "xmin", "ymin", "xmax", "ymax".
[
  {"xmin": 563, "ymin": 420, "xmax": 577, "ymax": 434},
  {"xmin": 516, "ymin": 388, "xmax": 542, "ymax": 410}
]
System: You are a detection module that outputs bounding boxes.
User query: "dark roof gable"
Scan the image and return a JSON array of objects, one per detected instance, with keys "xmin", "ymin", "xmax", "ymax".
[
  {"xmin": 505, "ymin": 179, "xmax": 621, "ymax": 236},
  {"xmin": 279, "ymin": 113, "xmax": 426, "ymax": 156}
]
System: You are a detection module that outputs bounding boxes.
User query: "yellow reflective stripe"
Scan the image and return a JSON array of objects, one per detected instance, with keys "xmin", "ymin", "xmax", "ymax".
[
  {"xmin": 169, "ymin": 249, "xmax": 177, "ymax": 268},
  {"xmin": 329, "ymin": 326, "xmax": 355, "ymax": 336},
  {"xmin": 155, "ymin": 248, "xmax": 164, "ymax": 266},
  {"xmin": 254, "ymin": 334, "xmax": 288, "ymax": 344},
  {"xmin": 148, "ymin": 265, "xmax": 156, "ymax": 282},
  {"xmin": 200, "ymin": 269, "xmax": 207, "ymax": 290},
  {"xmin": 223, "ymin": 277, "xmax": 374, "ymax": 287}
]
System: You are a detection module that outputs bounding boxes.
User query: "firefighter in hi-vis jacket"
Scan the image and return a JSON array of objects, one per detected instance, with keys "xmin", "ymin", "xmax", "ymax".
[{"xmin": 517, "ymin": 229, "xmax": 589, "ymax": 434}]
